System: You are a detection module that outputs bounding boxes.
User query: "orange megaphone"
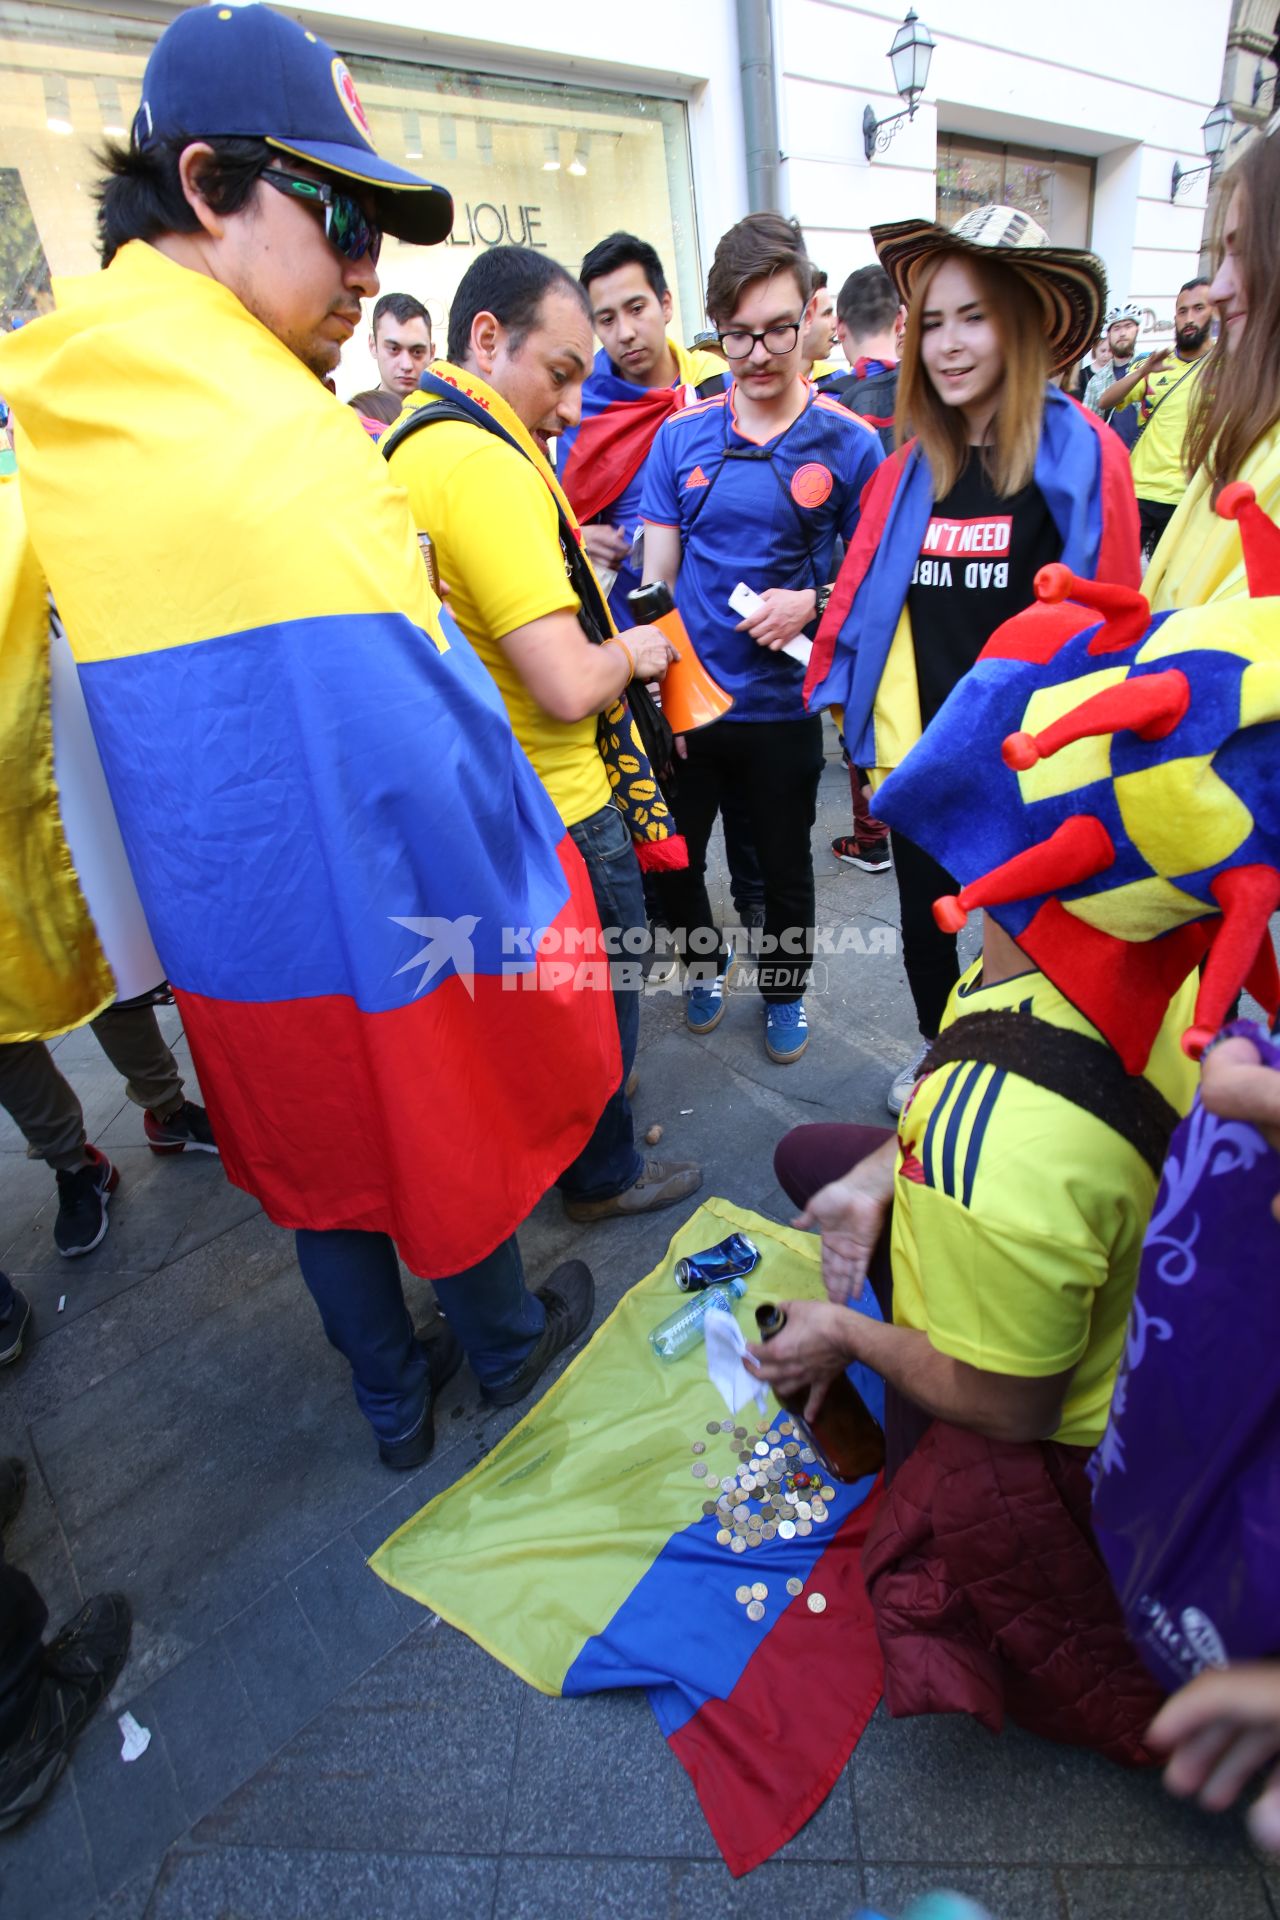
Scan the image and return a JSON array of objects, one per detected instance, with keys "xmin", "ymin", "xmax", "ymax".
[{"xmin": 625, "ymin": 582, "xmax": 734, "ymax": 731}]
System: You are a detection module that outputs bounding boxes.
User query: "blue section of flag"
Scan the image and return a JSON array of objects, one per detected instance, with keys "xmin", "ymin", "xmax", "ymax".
[
  {"xmin": 562, "ymin": 1290, "xmax": 886, "ymax": 1734},
  {"xmin": 78, "ymin": 606, "xmax": 572, "ymax": 1006}
]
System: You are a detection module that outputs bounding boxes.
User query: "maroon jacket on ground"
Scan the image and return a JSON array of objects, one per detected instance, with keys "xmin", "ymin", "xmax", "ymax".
[{"xmin": 862, "ymin": 1420, "xmax": 1165, "ymax": 1766}]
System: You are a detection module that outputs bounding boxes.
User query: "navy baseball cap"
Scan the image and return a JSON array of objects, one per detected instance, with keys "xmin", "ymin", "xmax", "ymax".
[{"xmin": 133, "ymin": 4, "xmax": 453, "ymax": 246}]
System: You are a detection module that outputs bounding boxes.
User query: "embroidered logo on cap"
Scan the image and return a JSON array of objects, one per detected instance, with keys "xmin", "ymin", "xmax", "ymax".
[
  {"xmin": 331, "ymin": 58, "xmax": 372, "ymax": 142},
  {"xmin": 791, "ymin": 463, "xmax": 833, "ymax": 510}
]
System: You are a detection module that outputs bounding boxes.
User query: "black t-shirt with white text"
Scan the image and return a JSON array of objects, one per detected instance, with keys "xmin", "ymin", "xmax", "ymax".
[{"xmin": 907, "ymin": 457, "xmax": 1060, "ymax": 726}]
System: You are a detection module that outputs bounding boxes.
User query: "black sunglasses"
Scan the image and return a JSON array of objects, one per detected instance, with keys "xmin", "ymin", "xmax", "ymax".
[{"xmin": 261, "ymin": 169, "xmax": 383, "ymax": 265}]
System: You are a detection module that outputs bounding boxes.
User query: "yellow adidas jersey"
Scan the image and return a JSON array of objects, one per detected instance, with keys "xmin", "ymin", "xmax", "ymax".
[{"xmin": 891, "ymin": 958, "xmax": 1197, "ymax": 1446}]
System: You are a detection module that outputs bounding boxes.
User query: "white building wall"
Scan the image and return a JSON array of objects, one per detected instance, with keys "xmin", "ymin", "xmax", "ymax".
[{"xmin": 773, "ymin": 0, "xmax": 1235, "ymax": 331}]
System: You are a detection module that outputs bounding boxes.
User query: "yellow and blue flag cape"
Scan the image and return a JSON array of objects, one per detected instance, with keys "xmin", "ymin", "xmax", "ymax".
[{"xmin": 0, "ymin": 241, "xmax": 619, "ymax": 1274}]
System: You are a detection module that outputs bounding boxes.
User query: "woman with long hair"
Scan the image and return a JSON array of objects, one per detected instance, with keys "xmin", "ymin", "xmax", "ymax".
[
  {"xmin": 805, "ymin": 207, "xmax": 1140, "ymax": 1112},
  {"xmin": 1145, "ymin": 130, "xmax": 1280, "ymax": 608}
]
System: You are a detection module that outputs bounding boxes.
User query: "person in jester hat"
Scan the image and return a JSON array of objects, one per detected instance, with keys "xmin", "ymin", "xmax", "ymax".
[
  {"xmin": 804, "ymin": 205, "xmax": 1140, "ymax": 1115},
  {"xmin": 0, "ymin": 4, "xmax": 622, "ymax": 1470},
  {"xmin": 753, "ymin": 486, "xmax": 1280, "ymax": 1762}
]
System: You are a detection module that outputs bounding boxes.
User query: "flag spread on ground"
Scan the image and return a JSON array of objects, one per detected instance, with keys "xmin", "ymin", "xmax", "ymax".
[
  {"xmin": 372, "ymin": 1199, "xmax": 885, "ymax": 1876},
  {"xmin": 0, "ymin": 240, "xmax": 620, "ymax": 1277}
]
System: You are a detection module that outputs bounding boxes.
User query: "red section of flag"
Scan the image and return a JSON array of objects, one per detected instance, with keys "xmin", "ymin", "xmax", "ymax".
[
  {"xmin": 175, "ymin": 836, "xmax": 620, "ymax": 1275},
  {"xmin": 560, "ymin": 389, "xmax": 683, "ymax": 525},
  {"xmin": 668, "ymin": 1483, "xmax": 885, "ymax": 1878}
]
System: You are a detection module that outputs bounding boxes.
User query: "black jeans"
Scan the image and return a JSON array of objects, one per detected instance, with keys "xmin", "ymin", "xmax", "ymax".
[
  {"xmin": 890, "ymin": 829, "xmax": 960, "ymax": 1039},
  {"xmin": 659, "ymin": 716, "xmax": 825, "ymax": 1002},
  {"xmin": 1137, "ymin": 497, "xmax": 1178, "ymax": 565},
  {"xmin": 0, "ymin": 1554, "xmax": 46, "ymax": 1748}
]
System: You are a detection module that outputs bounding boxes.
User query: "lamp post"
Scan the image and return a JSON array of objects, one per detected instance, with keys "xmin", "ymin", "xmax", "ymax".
[
  {"xmin": 1170, "ymin": 100, "xmax": 1233, "ymax": 200},
  {"xmin": 863, "ymin": 10, "xmax": 935, "ymax": 160}
]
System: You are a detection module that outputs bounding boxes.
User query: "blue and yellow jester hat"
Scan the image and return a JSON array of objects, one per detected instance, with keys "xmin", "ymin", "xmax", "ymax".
[{"xmin": 873, "ymin": 485, "xmax": 1280, "ymax": 1074}]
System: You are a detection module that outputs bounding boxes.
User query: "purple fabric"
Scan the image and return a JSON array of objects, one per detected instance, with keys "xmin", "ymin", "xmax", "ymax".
[{"xmin": 1090, "ymin": 1019, "xmax": 1280, "ymax": 1692}]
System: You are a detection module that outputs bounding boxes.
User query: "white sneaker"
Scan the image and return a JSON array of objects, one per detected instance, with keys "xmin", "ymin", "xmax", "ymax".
[{"xmin": 887, "ymin": 1040, "xmax": 933, "ymax": 1116}]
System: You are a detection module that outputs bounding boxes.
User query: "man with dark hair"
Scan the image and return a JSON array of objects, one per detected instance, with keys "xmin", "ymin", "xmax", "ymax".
[
  {"xmin": 1097, "ymin": 278, "xmax": 1215, "ymax": 560},
  {"xmin": 0, "ymin": 7, "xmax": 622, "ymax": 1486},
  {"xmin": 799, "ymin": 268, "xmax": 843, "ymax": 393},
  {"xmin": 641, "ymin": 212, "xmax": 883, "ymax": 1065},
  {"xmin": 384, "ymin": 244, "xmax": 702, "ymax": 1223},
  {"xmin": 833, "ymin": 263, "xmax": 904, "ymax": 452},
  {"xmin": 558, "ymin": 231, "xmax": 727, "ymax": 627},
  {"xmin": 348, "ymin": 290, "xmax": 432, "ymax": 427}
]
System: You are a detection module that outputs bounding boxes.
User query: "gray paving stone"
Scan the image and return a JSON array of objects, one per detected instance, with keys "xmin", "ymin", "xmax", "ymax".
[
  {"xmin": 670, "ymin": 1858, "xmax": 866, "ymax": 1917},
  {"xmin": 505, "ymin": 1684, "xmax": 719, "ymax": 1859},
  {"xmin": 865, "ymin": 1865, "xmax": 1067, "ymax": 1920},
  {"xmin": 287, "ymin": 1530, "xmax": 408, "ymax": 1687},
  {"xmin": 853, "ymin": 1707, "xmax": 1253, "ymax": 1867},
  {"xmin": 493, "ymin": 1856, "xmax": 674, "ymax": 1918},
  {"xmin": 89, "ymin": 1863, "xmax": 161, "ymax": 1920},
  {"xmin": 147, "ymin": 1846, "xmax": 498, "ymax": 1919},
  {"xmin": 69, "ymin": 1701, "xmax": 187, "ymax": 1908},
  {"xmin": 219, "ymin": 1582, "xmax": 337, "ymax": 1754},
  {"xmin": 772, "ymin": 1766, "xmax": 857, "ymax": 1863},
  {"xmin": 0, "ymin": 1755, "xmax": 97, "ymax": 1920},
  {"xmin": 197, "ymin": 1619, "xmax": 522, "ymax": 1855},
  {"xmin": 141, "ymin": 1634, "xmax": 269, "ymax": 1825},
  {"xmin": 1062, "ymin": 1867, "xmax": 1273, "ymax": 1919},
  {"xmin": 1266, "ymin": 1872, "xmax": 1280, "ymax": 1917}
]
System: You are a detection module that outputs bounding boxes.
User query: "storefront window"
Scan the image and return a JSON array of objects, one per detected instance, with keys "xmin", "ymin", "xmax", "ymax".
[
  {"xmin": 936, "ymin": 134, "xmax": 1094, "ymax": 248},
  {"xmin": 0, "ymin": 4, "xmax": 702, "ymax": 397}
]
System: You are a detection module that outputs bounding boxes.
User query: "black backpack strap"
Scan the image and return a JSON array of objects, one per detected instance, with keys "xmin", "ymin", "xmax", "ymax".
[
  {"xmin": 695, "ymin": 371, "xmax": 730, "ymax": 399},
  {"xmin": 920, "ymin": 1009, "xmax": 1181, "ymax": 1178}
]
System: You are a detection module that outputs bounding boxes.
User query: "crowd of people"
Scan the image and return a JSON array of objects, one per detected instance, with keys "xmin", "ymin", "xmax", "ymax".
[{"xmin": 0, "ymin": 0, "xmax": 1277, "ymax": 1874}]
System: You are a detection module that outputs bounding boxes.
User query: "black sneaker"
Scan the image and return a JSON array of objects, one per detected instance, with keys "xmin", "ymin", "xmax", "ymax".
[
  {"xmin": 53, "ymin": 1148, "xmax": 119, "ymax": 1258},
  {"xmin": 482, "ymin": 1261, "xmax": 594, "ymax": 1408},
  {"xmin": 144, "ymin": 1100, "xmax": 219, "ymax": 1156},
  {"xmin": 831, "ymin": 833, "xmax": 892, "ymax": 872},
  {"xmin": 0, "ymin": 1592, "xmax": 132, "ymax": 1834},
  {"xmin": 0, "ymin": 1287, "xmax": 30, "ymax": 1367},
  {"xmin": 0, "ymin": 1457, "xmax": 26, "ymax": 1535},
  {"xmin": 377, "ymin": 1319, "xmax": 465, "ymax": 1470}
]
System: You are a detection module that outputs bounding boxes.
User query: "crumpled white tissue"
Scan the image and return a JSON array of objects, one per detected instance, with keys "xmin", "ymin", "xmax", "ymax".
[{"xmin": 704, "ymin": 1303, "xmax": 768, "ymax": 1416}]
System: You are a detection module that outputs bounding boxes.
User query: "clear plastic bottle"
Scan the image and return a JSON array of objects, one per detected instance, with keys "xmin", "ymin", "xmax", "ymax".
[{"xmin": 648, "ymin": 1277, "xmax": 748, "ymax": 1361}]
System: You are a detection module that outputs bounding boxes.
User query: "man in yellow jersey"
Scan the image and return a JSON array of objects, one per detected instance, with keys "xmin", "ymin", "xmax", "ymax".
[
  {"xmin": 1096, "ymin": 278, "xmax": 1214, "ymax": 560},
  {"xmin": 748, "ymin": 555, "xmax": 1280, "ymax": 1760},
  {"xmin": 384, "ymin": 245, "xmax": 702, "ymax": 1224}
]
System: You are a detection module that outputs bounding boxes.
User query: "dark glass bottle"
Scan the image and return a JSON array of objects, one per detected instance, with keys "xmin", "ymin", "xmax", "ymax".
[{"xmin": 755, "ymin": 1302, "xmax": 885, "ymax": 1483}]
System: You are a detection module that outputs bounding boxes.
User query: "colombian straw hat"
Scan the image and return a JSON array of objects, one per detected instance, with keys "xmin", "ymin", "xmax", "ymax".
[{"xmin": 872, "ymin": 204, "xmax": 1107, "ymax": 374}]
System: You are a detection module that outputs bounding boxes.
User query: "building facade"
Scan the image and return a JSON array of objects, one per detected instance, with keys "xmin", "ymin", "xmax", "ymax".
[{"xmin": 0, "ymin": 0, "xmax": 1247, "ymax": 400}]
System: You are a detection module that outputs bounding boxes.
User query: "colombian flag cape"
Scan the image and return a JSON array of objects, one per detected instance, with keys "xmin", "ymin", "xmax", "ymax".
[
  {"xmin": 558, "ymin": 336, "xmax": 728, "ymax": 527},
  {"xmin": 373, "ymin": 1199, "xmax": 886, "ymax": 1876},
  {"xmin": 804, "ymin": 386, "xmax": 1141, "ymax": 780},
  {"xmin": 0, "ymin": 242, "xmax": 619, "ymax": 1275}
]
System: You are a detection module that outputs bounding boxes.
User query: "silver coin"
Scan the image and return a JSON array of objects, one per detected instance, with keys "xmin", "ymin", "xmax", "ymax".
[
  {"xmin": 746, "ymin": 1599, "xmax": 765, "ymax": 1622},
  {"xmin": 784, "ymin": 1442, "xmax": 800, "ymax": 1457},
  {"xmin": 731, "ymin": 1536, "xmax": 746, "ymax": 1553},
  {"xmin": 811, "ymin": 1500, "xmax": 827, "ymax": 1521},
  {"xmin": 762, "ymin": 1522, "xmax": 778, "ymax": 1540},
  {"xmin": 706, "ymin": 1475, "xmax": 721, "ymax": 1491},
  {"xmin": 779, "ymin": 1420, "xmax": 794, "ymax": 1436},
  {"xmin": 799, "ymin": 1448, "xmax": 816, "ymax": 1464},
  {"xmin": 735, "ymin": 1584, "xmax": 752, "ymax": 1605},
  {"xmin": 822, "ymin": 1485, "xmax": 836, "ymax": 1501},
  {"xmin": 734, "ymin": 1503, "xmax": 749, "ymax": 1523},
  {"xmin": 753, "ymin": 1441, "xmax": 769, "ymax": 1458},
  {"xmin": 691, "ymin": 1461, "xmax": 707, "ymax": 1479},
  {"xmin": 797, "ymin": 1519, "xmax": 813, "ymax": 1536},
  {"xmin": 778, "ymin": 1519, "xmax": 797, "ymax": 1540},
  {"xmin": 797, "ymin": 1501, "xmax": 812, "ymax": 1519},
  {"xmin": 807, "ymin": 1591, "xmax": 827, "ymax": 1614},
  {"xmin": 721, "ymin": 1418, "xmax": 735, "ymax": 1433},
  {"xmin": 750, "ymin": 1581, "xmax": 768, "ymax": 1601},
  {"xmin": 786, "ymin": 1576, "xmax": 803, "ymax": 1597},
  {"xmin": 766, "ymin": 1430, "xmax": 780, "ymax": 1445},
  {"xmin": 692, "ymin": 1440, "xmax": 706, "ymax": 1456},
  {"xmin": 716, "ymin": 1528, "xmax": 732, "ymax": 1545},
  {"xmin": 740, "ymin": 1474, "xmax": 756, "ymax": 1492}
]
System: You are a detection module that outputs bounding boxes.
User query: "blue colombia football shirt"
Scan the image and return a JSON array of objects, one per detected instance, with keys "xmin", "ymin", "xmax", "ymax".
[{"xmin": 640, "ymin": 383, "xmax": 882, "ymax": 722}]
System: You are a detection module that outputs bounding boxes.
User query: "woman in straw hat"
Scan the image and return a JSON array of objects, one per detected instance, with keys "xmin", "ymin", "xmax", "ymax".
[
  {"xmin": 804, "ymin": 206, "xmax": 1140, "ymax": 1114},
  {"xmin": 1145, "ymin": 131, "xmax": 1280, "ymax": 611}
]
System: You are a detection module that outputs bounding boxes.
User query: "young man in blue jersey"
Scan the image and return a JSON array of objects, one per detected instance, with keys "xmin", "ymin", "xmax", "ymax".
[{"xmin": 640, "ymin": 213, "xmax": 883, "ymax": 1063}]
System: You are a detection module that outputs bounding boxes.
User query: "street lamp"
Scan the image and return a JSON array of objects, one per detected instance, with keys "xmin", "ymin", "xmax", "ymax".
[
  {"xmin": 863, "ymin": 10, "xmax": 935, "ymax": 161},
  {"xmin": 1170, "ymin": 101, "xmax": 1233, "ymax": 200}
]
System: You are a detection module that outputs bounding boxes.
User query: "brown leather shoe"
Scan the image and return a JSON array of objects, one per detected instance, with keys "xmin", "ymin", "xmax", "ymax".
[{"xmin": 563, "ymin": 1158, "xmax": 702, "ymax": 1223}]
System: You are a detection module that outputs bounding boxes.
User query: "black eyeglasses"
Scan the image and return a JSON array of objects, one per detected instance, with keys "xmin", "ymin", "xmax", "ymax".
[
  {"xmin": 717, "ymin": 319, "xmax": 802, "ymax": 360},
  {"xmin": 261, "ymin": 169, "xmax": 382, "ymax": 265}
]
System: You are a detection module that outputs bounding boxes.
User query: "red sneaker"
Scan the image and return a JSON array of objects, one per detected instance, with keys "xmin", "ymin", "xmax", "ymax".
[{"xmin": 144, "ymin": 1101, "xmax": 220, "ymax": 1156}]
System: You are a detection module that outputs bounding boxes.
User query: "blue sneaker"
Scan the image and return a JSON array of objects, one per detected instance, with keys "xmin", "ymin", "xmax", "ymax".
[
  {"xmin": 686, "ymin": 949, "xmax": 730, "ymax": 1034},
  {"xmin": 764, "ymin": 998, "xmax": 808, "ymax": 1063}
]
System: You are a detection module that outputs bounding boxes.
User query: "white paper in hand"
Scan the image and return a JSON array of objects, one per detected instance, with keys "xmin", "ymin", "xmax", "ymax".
[{"xmin": 704, "ymin": 1305, "xmax": 768, "ymax": 1417}]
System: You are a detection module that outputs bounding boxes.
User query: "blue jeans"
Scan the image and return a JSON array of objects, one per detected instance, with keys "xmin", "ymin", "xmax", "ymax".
[
  {"xmin": 295, "ymin": 1229, "xmax": 546, "ymax": 1445},
  {"xmin": 556, "ymin": 802, "xmax": 646, "ymax": 1202}
]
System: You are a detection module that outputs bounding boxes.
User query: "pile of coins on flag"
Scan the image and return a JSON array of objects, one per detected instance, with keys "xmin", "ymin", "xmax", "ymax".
[
  {"xmin": 732, "ymin": 1576, "xmax": 827, "ymax": 1622},
  {"xmin": 691, "ymin": 1415, "xmax": 837, "ymax": 1554}
]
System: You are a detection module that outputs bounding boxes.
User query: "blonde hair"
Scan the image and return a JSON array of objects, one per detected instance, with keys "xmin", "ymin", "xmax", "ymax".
[{"xmin": 895, "ymin": 250, "xmax": 1049, "ymax": 498}]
